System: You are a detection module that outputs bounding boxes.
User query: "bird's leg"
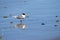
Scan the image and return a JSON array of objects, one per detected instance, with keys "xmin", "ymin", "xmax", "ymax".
[{"xmin": 20, "ymin": 20, "xmax": 22, "ymax": 23}]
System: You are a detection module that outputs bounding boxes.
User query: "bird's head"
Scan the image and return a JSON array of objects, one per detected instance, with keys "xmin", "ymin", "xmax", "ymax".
[{"xmin": 22, "ymin": 13, "xmax": 29, "ymax": 18}]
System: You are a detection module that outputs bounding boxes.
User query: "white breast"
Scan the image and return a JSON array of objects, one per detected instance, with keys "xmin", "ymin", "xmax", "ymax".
[{"xmin": 21, "ymin": 15, "xmax": 26, "ymax": 18}]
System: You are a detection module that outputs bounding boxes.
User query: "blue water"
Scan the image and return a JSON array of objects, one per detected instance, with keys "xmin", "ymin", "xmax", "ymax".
[{"xmin": 0, "ymin": 0, "xmax": 60, "ymax": 40}]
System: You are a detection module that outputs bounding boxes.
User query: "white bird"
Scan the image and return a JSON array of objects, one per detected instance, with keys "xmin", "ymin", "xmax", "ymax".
[
  {"xmin": 12, "ymin": 13, "xmax": 28, "ymax": 19},
  {"xmin": 12, "ymin": 13, "xmax": 29, "ymax": 22}
]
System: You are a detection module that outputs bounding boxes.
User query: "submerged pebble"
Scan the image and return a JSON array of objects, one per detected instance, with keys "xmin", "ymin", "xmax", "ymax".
[
  {"xmin": 10, "ymin": 22, "xmax": 13, "ymax": 24},
  {"xmin": 51, "ymin": 37, "xmax": 60, "ymax": 40},
  {"xmin": 3, "ymin": 16, "xmax": 8, "ymax": 18},
  {"xmin": 54, "ymin": 25, "xmax": 58, "ymax": 27},
  {"xmin": 0, "ymin": 36, "xmax": 2, "ymax": 39},
  {"xmin": 55, "ymin": 16, "xmax": 58, "ymax": 17},
  {"xmin": 56, "ymin": 20, "xmax": 60, "ymax": 22},
  {"xmin": 4, "ymin": 7, "xmax": 7, "ymax": 8},
  {"xmin": 24, "ymin": 1, "xmax": 27, "ymax": 2},
  {"xmin": 41, "ymin": 23, "xmax": 45, "ymax": 25}
]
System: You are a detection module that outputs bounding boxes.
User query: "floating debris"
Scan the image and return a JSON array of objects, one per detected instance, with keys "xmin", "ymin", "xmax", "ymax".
[
  {"xmin": 41, "ymin": 23, "xmax": 45, "ymax": 25},
  {"xmin": 3, "ymin": 16, "xmax": 8, "ymax": 18}
]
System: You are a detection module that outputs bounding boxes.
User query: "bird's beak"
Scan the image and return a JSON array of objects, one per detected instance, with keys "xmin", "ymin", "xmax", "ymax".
[{"xmin": 26, "ymin": 14, "xmax": 29, "ymax": 18}]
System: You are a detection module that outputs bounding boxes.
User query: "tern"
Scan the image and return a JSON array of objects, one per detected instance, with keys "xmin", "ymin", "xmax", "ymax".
[{"xmin": 12, "ymin": 13, "xmax": 28, "ymax": 22}]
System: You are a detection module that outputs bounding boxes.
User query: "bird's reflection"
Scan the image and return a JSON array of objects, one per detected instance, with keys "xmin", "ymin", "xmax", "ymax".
[
  {"xmin": 14, "ymin": 23, "xmax": 26, "ymax": 30},
  {"xmin": 9, "ymin": 21, "xmax": 26, "ymax": 30}
]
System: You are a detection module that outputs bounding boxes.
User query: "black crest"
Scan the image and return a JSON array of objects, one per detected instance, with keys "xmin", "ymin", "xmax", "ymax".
[{"xmin": 22, "ymin": 13, "xmax": 25, "ymax": 15}]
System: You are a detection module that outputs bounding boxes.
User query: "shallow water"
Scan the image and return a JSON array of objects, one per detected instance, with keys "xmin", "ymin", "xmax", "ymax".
[{"xmin": 0, "ymin": 0, "xmax": 60, "ymax": 40}]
